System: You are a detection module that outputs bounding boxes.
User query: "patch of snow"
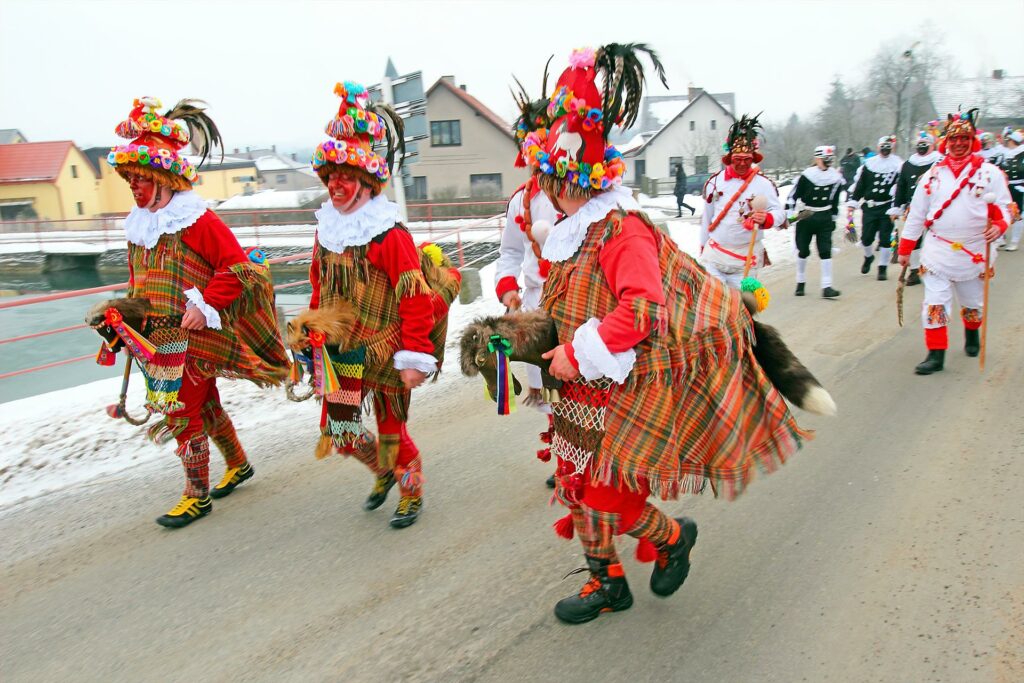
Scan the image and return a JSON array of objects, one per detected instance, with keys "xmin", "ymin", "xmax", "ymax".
[{"xmin": 217, "ymin": 189, "xmax": 326, "ymax": 210}]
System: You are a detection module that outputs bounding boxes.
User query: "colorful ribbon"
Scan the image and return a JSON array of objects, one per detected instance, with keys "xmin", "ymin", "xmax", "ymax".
[{"xmin": 488, "ymin": 334, "xmax": 516, "ymax": 416}]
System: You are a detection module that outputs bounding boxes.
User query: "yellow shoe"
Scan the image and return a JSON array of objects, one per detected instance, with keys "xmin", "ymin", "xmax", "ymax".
[
  {"xmin": 210, "ymin": 462, "xmax": 254, "ymax": 499},
  {"xmin": 156, "ymin": 495, "xmax": 212, "ymax": 528}
]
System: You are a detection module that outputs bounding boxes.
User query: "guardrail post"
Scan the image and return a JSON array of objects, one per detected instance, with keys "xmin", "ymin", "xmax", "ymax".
[{"xmin": 456, "ymin": 232, "xmax": 465, "ymax": 267}]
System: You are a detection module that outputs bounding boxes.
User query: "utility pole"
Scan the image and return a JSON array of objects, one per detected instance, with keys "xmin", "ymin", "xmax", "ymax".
[{"xmin": 380, "ymin": 71, "xmax": 408, "ymax": 223}]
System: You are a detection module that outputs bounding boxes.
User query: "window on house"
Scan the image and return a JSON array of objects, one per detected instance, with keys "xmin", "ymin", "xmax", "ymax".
[
  {"xmin": 469, "ymin": 173, "xmax": 502, "ymax": 198},
  {"xmin": 689, "ymin": 121, "xmax": 695, "ymax": 131},
  {"xmin": 669, "ymin": 156, "xmax": 683, "ymax": 175},
  {"xmin": 694, "ymin": 156, "xmax": 709, "ymax": 174},
  {"xmin": 76, "ymin": 202, "xmax": 84, "ymax": 215},
  {"xmin": 276, "ymin": 174, "xmax": 287, "ymax": 184},
  {"xmin": 233, "ymin": 175, "xmax": 256, "ymax": 183},
  {"xmin": 710, "ymin": 120, "xmax": 717, "ymax": 130},
  {"xmin": 408, "ymin": 176, "xmax": 428, "ymax": 200},
  {"xmin": 430, "ymin": 120, "xmax": 462, "ymax": 147},
  {"xmin": 71, "ymin": 165, "xmax": 78, "ymax": 178}
]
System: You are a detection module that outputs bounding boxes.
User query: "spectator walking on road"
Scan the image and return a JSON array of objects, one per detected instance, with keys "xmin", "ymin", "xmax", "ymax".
[
  {"xmin": 840, "ymin": 147, "xmax": 860, "ymax": 189},
  {"xmin": 673, "ymin": 163, "xmax": 696, "ymax": 216}
]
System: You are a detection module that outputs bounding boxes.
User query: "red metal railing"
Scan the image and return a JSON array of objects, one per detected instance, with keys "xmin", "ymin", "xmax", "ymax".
[{"xmin": 0, "ymin": 206, "xmax": 507, "ymax": 382}]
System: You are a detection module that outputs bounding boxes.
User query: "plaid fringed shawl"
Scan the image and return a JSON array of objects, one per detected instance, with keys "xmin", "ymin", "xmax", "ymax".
[
  {"xmin": 543, "ymin": 210, "xmax": 810, "ymax": 500},
  {"xmin": 128, "ymin": 236, "xmax": 289, "ymax": 388},
  {"xmin": 313, "ymin": 225, "xmax": 456, "ymax": 422}
]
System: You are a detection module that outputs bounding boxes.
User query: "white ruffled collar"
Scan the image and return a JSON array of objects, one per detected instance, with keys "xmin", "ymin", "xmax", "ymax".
[
  {"xmin": 315, "ymin": 194, "xmax": 401, "ymax": 252},
  {"xmin": 908, "ymin": 151, "xmax": 943, "ymax": 167},
  {"xmin": 801, "ymin": 166, "xmax": 844, "ymax": 185},
  {"xmin": 123, "ymin": 191, "xmax": 209, "ymax": 248},
  {"xmin": 542, "ymin": 186, "xmax": 640, "ymax": 262},
  {"xmin": 864, "ymin": 154, "xmax": 903, "ymax": 174}
]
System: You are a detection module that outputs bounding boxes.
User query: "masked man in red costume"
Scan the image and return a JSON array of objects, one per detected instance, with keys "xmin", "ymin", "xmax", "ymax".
[{"xmin": 94, "ymin": 97, "xmax": 288, "ymax": 527}]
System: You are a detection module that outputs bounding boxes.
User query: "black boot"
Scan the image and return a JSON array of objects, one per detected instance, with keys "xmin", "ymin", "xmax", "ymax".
[
  {"xmin": 906, "ymin": 268, "xmax": 921, "ymax": 286},
  {"xmin": 822, "ymin": 286, "xmax": 841, "ymax": 298},
  {"xmin": 546, "ymin": 474, "xmax": 556, "ymax": 488},
  {"xmin": 964, "ymin": 329, "xmax": 980, "ymax": 357},
  {"xmin": 861, "ymin": 254, "xmax": 874, "ymax": 274},
  {"xmin": 554, "ymin": 556, "xmax": 633, "ymax": 624},
  {"xmin": 389, "ymin": 495, "xmax": 422, "ymax": 529},
  {"xmin": 795, "ymin": 282, "xmax": 805, "ymax": 296},
  {"xmin": 650, "ymin": 517, "xmax": 699, "ymax": 597},
  {"xmin": 877, "ymin": 265, "xmax": 888, "ymax": 281},
  {"xmin": 363, "ymin": 471, "xmax": 396, "ymax": 511},
  {"xmin": 914, "ymin": 350, "xmax": 945, "ymax": 375}
]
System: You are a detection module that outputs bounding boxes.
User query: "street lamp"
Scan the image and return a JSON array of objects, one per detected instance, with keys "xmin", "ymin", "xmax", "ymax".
[{"xmin": 902, "ymin": 43, "xmax": 920, "ymax": 150}]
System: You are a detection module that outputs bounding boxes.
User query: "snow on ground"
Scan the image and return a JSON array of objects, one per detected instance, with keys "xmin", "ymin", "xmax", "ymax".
[{"xmin": 0, "ymin": 262, "xmax": 503, "ymax": 509}]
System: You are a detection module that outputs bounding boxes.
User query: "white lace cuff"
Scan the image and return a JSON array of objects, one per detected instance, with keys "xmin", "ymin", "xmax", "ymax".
[
  {"xmin": 846, "ymin": 199, "xmax": 860, "ymax": 209},
  {"xmin": 571, "ymin": 318, "xmax": 635, "ymax": 384},
  {"xmin": 393, "ymin": 350, "xmax": 438, "ymax": 373},
  {"xmin": 183, "ymin": 287, "xmax": 223, "ymax": 330},
  {"xmin": 886, "ymin": 206, "xmax": 903, "ymax": 217}
]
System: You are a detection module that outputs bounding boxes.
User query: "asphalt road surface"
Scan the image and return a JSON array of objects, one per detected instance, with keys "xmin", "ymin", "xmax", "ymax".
[{"xmin": 2, "ymin": 244, "xmax": 1022, "ymax": 683}]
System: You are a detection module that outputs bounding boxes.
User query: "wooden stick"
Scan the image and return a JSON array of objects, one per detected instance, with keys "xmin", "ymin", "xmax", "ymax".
[
  {"xmin": 743, "ymin": 227, "xmax": 758, "ymax": 278},
  {"xmin": 980, "ymin": 240, "xmax": 991, "ymax": 371}
]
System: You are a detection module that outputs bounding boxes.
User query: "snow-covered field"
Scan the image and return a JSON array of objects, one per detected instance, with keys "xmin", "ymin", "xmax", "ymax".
[{"xmin": 0, "ymin": 184, "xmax": 819, "ymax": 509}]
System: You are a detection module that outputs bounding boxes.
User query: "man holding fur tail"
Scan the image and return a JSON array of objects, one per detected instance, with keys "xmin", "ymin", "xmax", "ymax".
[
  {"xmin": 299, "ymin": 81, "xmax": 460, "ymax": 529},
  {"xmin": 92, "ymin": 96, "xmax": 289, "ymax": 528}
]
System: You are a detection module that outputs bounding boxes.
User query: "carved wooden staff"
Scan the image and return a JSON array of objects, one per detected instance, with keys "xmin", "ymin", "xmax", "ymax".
[
  {"xmin": 743, "ymin": 195, "xmax": 769, "ymax": 278},
  {"xmin": 980, "ymin": 193, "xmax": 997, "ymax": 371}
]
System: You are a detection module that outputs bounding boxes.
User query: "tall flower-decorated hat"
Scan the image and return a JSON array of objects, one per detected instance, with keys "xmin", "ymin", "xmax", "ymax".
[
  {"xmin": 108, "ymin": 97, "xmax": 222, "ymax": 190},
  {"xmin": 511, "ymin": 56, "xmax": 555, "ymax": 168},
  {"xmin": 522, "ymin": 43, "xmax": 667, "ymax": 199},
  {"xmin": 311, "ymin": 81, "xmax": 405, "ymax": 193},
  {"xmin": 938, "ymin": 107, "xmax": 981, "ymax": 154},
  {"xmin": 722, "ymin": 113, "xmax": 764, "ymax": 164}
]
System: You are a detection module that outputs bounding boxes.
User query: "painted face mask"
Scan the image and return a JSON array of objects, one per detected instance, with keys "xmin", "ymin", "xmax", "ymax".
[
  {"xmin": 128, "ymin": 174, "xmax": 158, "ymax": 209},
  {"xmin": 327, "ymin": 172, "xmax": 363, "ymax": 213},
  {"xmin": 916, "ymin": 143, "xmax": 930, "ymax": 154}
]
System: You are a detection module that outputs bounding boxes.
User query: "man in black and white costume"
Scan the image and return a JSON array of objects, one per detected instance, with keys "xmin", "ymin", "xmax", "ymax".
[
  {"xmin": 998, "ymin": 128, "xmax": 1024, "ymax": 252},
  {"xmin": 979, "ymin": 132, "xmax": 1006, "ymax": 167},
  {"xmin": 786, "ymin": 145, "xmax": 844, "ymax": 298},
  {"xmin": 848, "ymin": 135, "xmax": 903, "ymax": 280},
  {"xmin": 891, "ymin": 131, "xmax": 943, "ymax": 285}
]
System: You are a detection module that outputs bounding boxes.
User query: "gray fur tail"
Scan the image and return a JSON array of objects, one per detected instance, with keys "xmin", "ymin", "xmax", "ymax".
[{"xmin": 751, "ymin": 319, "xmax": 837, "ymax": 416}]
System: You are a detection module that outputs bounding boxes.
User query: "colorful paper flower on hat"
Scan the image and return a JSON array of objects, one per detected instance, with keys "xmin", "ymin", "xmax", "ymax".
[{"xmin": 568, "ymin": 47, "xmax": 596, "ymax": 70}]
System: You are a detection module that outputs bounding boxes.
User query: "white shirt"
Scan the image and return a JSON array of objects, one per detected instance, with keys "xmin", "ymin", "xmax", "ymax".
[{"xmin": 494, "ymin": 185, "xmax": 559, "ymax": 292}]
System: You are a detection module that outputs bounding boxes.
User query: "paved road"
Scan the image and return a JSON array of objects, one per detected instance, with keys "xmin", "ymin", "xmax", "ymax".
[{"xmin": 2, "ymin": 245, "xmax": 1023, "ymax": 683}]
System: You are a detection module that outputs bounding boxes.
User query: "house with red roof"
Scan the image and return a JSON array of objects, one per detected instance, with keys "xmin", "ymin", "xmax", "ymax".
[
  {"xmin": 0, "ymin": 141, "xmax": 99, "ymax": 221},
  {"xmin": 410, "ymin": 76, "xmax": 529, "ymax": 202}
]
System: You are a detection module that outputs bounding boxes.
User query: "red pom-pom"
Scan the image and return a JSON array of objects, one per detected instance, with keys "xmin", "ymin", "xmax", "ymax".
[
  {"xmin": 538, "ymin": 259, "xmax": 551, "ymax": 279},
  {"xmin": 553, "ymin": 513, "xmax": 575, "ymax": 540},
  {"xmin": 539, "ymin": 429, "xmax": 553, "ymax": 444},
  {"xmin": 635, "ymin": 538, "xmax": 659, "ymax": 563},
  {"xmin": 536, "ymin": 447, "xmax": 551, "ymax": 462},
  {"xmin": 514, "ymin": 215, "xmax": 525, "ymax": 226},
  {"xmin": 106, "ymin": 404, "xmax": 124, "ymax": 419}
]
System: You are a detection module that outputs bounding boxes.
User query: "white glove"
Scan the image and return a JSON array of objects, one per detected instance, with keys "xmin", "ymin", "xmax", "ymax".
[
  {"xmin": 886, "ymin": 206, "xmax": 903, "ymax": 217},
  {"xmin": 846, "ymin": 199, "xmax": 860, "ymax": 210}
]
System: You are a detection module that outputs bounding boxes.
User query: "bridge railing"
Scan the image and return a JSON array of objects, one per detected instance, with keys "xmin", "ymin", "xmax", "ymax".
[{"xmin": 0, "ymin": 210, "xmax": 507, "ymax": 383}]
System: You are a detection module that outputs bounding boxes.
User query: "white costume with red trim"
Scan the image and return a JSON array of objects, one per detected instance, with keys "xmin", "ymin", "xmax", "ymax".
[
  {"xmin": 495, "ymin": 181, "xmax": 558, "ymax": 391},
  {"xmin": 901, "ymin": 155, "xmax": 1011, "ymax": 335},
  {"xmin": 699, "ymin": 168, "xmax": 785, "ymax": 288}
]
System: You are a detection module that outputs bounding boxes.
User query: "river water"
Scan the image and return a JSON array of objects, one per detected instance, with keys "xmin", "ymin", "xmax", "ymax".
[{"xmin": 0, "ymin": 265, "xmax": 311, "ymax": 404}]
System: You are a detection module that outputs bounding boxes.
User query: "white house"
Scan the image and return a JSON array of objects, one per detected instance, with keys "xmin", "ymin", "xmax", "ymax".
[{"xmin": 624, "ymin": 89, "xmax": 736, "ymax": 186}]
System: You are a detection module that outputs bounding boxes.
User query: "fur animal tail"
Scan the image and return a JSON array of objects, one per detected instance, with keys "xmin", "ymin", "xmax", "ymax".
[{"xmin": 750, "ymin": 319, "xmax": 837, "ymax": 416}]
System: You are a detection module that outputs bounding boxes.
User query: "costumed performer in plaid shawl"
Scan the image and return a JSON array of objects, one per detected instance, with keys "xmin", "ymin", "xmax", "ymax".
[
  {"xmin": 90, "ymin": 97, "xmax": 289, "ymax": 528},
  {"xmin": 898, "ymin": 109, "xmax": 1012, "ymax": 375},
  {"xmin": 520, "ymin": 45, "xmax": 819, "ymax": 624},
  {"xmin": 495, "ymin": 65, "xmax": 561, "ymax": 487},
  {"xmin": 292, "ymin": 81, "xmax": 460, "ymax": 529},
  {"xmin": 699, "ymin": 114, "xmax": 786, "ymax": 290}
]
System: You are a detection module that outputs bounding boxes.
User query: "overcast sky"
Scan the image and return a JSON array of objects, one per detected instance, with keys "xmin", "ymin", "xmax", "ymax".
[{"xmin": 2, "ymin": 0, "xmax": 1021, "ymax": 152}]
